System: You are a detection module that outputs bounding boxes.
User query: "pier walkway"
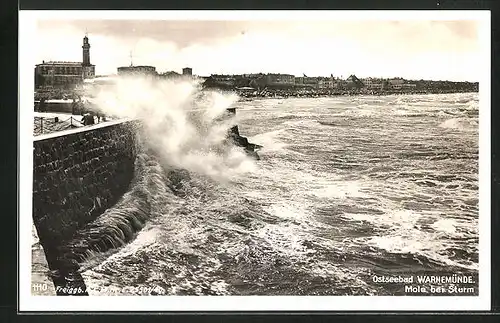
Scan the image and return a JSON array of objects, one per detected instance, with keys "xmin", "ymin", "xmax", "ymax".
[{"xmin": 32, "ymin": 224, "xmax": 56, "ymax": 296}]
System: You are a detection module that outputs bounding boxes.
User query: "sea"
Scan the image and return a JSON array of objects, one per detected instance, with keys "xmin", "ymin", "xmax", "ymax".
[{"xmin": 76, "ymin": 89, "xmax": 479, "ymax": 296}]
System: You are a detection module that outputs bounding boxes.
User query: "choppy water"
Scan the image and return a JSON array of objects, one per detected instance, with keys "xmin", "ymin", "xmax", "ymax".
[{"xmin": 79, "ymin": 92, "xmax": 479, "ymax": 296}]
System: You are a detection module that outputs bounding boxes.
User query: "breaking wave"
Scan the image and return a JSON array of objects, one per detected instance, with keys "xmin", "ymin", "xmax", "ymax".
[{"xmin": 88, "ymin": 76, "xmax": 257, "ymax": 182}]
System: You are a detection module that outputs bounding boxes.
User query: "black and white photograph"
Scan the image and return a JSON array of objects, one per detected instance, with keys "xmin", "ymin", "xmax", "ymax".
[{"xmin": 19, "ymin": 10, "xmax": 490, "ymax": 312}]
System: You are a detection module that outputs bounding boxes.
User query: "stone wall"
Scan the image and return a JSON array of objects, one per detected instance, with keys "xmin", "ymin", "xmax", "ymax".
[{"xmin": 32, "ymin": 120, "xmax": 138, "ymax": 295}]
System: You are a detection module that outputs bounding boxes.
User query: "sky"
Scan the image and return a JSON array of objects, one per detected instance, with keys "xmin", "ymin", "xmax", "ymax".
[{"xmin": 35, "ymin": 19, "xmax": 482, "ymax": 81}]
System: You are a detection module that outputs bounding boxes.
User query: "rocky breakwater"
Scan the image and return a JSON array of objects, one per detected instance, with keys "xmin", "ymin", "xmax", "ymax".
[
  {"xmin": 225, "ymin": 108, "xmax": 261, "ymax": 160},
  {"xmin": 32, "ymin": 120, "xmax": 139, "ymax": 295}
]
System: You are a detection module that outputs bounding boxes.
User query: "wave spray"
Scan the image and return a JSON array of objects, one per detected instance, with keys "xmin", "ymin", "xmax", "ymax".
[
  {"xmin": 89, "ymin": 75, "xmax": 257, "ymax": 181},
  {"xmin": 61, "ymin": 75, "xmax": 258, "ymax": 269}
]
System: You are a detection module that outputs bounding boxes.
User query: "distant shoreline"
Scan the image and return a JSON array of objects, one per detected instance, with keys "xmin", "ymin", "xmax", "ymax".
[{"xmin": 232, "ymin": 88, "xmax": 479, "ymax": 101}]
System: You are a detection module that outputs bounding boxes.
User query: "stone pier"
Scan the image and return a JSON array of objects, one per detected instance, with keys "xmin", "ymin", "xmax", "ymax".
[{"xmin": 32, "ymin": 119, "xmax": 139, "ymax": 295}]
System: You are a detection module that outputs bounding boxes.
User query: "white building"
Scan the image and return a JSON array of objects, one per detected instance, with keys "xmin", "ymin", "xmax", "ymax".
[{"xmin": 362, "ymin": 77, "xmax": 385, "ymax": 90}]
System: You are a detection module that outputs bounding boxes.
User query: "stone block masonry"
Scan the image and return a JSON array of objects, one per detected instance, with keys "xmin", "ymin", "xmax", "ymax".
[{"xmin": 32, "ymin": 120, "xmax": 139, "ymax": 295}]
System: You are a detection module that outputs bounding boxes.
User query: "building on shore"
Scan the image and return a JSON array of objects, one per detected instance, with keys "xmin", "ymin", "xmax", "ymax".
[
  {"xmin": 34, "ymin": 61, "xmax": 86, "ymax": 89},
  {"xmin": 402, "ymin": 81, "xmax": 417, "ymax": 89},
  {"xmin": 317, "ymin": 76, "xmax": 342, "ymax": 89},
  {"xmin": 265, "ymin": 73, "xmax": 295, "ymax": 87},
  {"xmin": 361, "ymin": 77, "xmax": 386, "ymax": 90},
  {"xmin": 317, "ymin": 77, "xmax": 330, "ymax": 89},
  {"xmin": 205, "ymin": 74, "xmax": 238, "ymax": 88},
  {"xmin": 295, "ymin": 76, "xmax": 320, "ymax": 88},
  {"xmin": 345, "ymin": 75, "xmax": 364, "ymax": 89},
  {"xmin": 243, "ymin": 73, "xmax": 264, "ymax": 79},
  {"xmin": 34, "ymin": 34, "xmax": 96, "ymax": 90},
  {"xmin": 388, "ymin": 77, "xmax": 405, "ymax": 90}
]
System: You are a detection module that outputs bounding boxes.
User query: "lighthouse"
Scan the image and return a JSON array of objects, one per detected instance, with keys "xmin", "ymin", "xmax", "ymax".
[
  {"xmin": 81, "ymin": 32, "xmax": 95, "ymax": 79},
  {"xmin": 82, "ymin": 33, "xmax": 91, "ymax": 66}
]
